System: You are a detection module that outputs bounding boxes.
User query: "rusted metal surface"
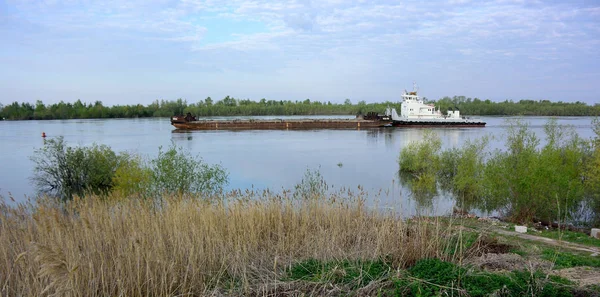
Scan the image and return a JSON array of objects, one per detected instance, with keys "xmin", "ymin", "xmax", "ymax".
[{"xmin": 171, "ymin": 118, "xmax": 391, "ymax": 130}]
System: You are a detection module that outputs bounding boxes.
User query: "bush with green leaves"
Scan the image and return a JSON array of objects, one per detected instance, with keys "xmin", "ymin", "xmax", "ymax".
[
  {"xmin": 111, "ymin": 152, "xmax": 153, "ymax": 198},
  {"xmin": 293, "ymin": 167, "xmax": 328, "ymax": 199},
  {"xmin": 585, "ymin": 118, "xmax": 600, "ymax": 225},
  {"xmin": 399, "ymin": 119, "xmax": 592, "ymax": 224},
  {"xmin": 31, "ymin": 139, "xmax": 229, "ymax": 201},
  {"xmin": 148, "ymin": 144, "xmax": 228, "ymax": 196},
  {"xmin": 482, "ymin": 120, "xmax": 586, "ymax": 223},
  {"xmin": 439, "ymin": 137, "xmax": 488, "ymax": 211},
  {"xmin": 31, "ymin": 137, "xmax": 125, "ymax": 201},
  {"xmin": 398, "ymin": 131, "xmax": 441, "ymax": 194}
]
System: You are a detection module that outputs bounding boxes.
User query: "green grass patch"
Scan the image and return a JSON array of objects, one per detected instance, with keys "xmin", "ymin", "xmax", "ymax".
[
  {"xmin": 391, "ymin": 258, "xmax": 574, "ymax": 297},
  {"xmin": 286, "ymin": 258, "xmax": 391, "ymax": 289},
  {"xmin": 542, "ymin": 249, "xmax": 600, "ymax": 269},
  {"xmin": 537, "ymin": 229, "xmax": 600, "ymax": 248},
  {"xmin": 285, "ymin": 258, "xmax": 583, "ymax": 296},
  {"xmin": 443, "ymin": 231, "xmax": 480, "ymax": 256}
]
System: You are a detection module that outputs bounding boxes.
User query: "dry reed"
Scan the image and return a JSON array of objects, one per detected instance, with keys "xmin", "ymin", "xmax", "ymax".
[{"xmin": 0, "ymin": 192, "xmax": 458, "ymax": 296}]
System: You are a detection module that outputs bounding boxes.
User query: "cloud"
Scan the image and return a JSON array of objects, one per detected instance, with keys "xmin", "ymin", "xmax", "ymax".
[{"xmin": 1, "ymin": 0, "xmax": 600, "ymax": 103}]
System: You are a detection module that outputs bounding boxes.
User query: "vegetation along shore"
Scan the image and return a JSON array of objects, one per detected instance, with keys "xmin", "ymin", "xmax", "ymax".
[
  {"xmin": 1, "ymin": 95, "xmax": 599, "ymax": 120},
  {"xmin": 1, "ymin": 118, "xmax": 600, "ymax": 296}
]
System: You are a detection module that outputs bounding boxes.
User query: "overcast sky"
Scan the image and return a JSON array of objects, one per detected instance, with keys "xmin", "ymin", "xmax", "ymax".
[{"xmin": 1, "ymin": 0, "xmax": 599, "ymax": 106}]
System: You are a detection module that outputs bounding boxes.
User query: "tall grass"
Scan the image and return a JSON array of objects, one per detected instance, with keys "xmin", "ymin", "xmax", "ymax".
[{"xmin": 0, "ymin": 192, "xmax": 459, "ymax": 296}]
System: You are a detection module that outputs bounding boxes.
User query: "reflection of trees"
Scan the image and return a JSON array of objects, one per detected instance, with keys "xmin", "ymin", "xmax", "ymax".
[{"xmin": 397, "ymin": 171, "xmax": 437, "ymax": 210}]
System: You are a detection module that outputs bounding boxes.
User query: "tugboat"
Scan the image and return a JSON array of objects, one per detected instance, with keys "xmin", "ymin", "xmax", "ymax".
[{"xmin": 385, "ymin": 84, "xmax": 486, "ymax": 127}]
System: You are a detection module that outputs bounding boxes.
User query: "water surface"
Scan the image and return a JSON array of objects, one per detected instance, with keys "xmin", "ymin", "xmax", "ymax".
[{"xmin": 0, "ymin": 116, "xmax": 595, "ymax": 216}]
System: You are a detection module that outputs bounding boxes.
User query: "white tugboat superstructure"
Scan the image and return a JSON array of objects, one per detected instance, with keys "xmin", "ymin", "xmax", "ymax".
[{"xmin": 384, "ymin": 84, "xmax": 486, "ymax": 127}]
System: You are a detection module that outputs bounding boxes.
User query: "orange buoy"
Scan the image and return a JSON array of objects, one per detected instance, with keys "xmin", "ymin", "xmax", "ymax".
[{"xmin": 42, "ymin": 132, "xmax": 46, "ymax": 138}]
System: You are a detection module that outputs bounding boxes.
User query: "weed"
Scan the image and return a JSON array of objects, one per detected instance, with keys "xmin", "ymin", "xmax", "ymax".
[
  {"xmin": 393, "ymin": 258, "xmax": 574, "ymax": 297},
  {"xmin": 537, "ymin": 229, "xmax": 600, "ymax": 248},
  {"xmin": 542, "ymin": 249, "xmax": 600, "ymax": 268},
  {"xmin": 286, "ymin": 259, "xmax": 391, "ymax": 289}
]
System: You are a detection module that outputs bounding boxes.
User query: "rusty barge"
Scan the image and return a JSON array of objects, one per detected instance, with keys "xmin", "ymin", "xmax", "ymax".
[{"xmin": 171, "ymin": 113, "xmax": 392, "ymax": 130}]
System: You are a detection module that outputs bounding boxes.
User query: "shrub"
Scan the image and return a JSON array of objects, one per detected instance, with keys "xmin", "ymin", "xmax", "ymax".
[
  {"xmin": 482, "ymin": 120, "xmax": 586, "ymax": 223},
  {"xmin": 398, "ymin": 131, "xmax": 441, "ymax": 202},
  {"xmin": 439, "ymin": 137, "xmax": 488, "ymax": 211},
  {"xmin": 149, "ymin": 144, "xmax": 228, "ymax": 196},
  {"xmin": 399, "ymin": 131, "xmax": 441, "ymax": 177},
  {"xmin": 111, "ymin": 153, "xmax": 152, "ymax": 198},
  {"xmin": 31, "ymin": 139, "xmax": 229, "ymax": 201},
  {"xmin": 293, "ymin": 167, "xmax": 327, "ymax": 199},
  {"xmin": 31, "ymin": 137, "xmax": 125, "ymax": 201},
  {"xmin": 585, "ymin": 118, "xmax": 600, "ymax": 226}
]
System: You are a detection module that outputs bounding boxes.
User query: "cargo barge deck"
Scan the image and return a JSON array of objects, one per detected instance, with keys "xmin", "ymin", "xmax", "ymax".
[{"xmin": 171, "ymin": 116, "xmax": 391, "ymax": 130}]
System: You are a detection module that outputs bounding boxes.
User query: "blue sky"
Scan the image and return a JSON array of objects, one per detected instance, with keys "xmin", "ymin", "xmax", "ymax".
[{"xmin": 1, "ymin": 0, "xmax": 599, "ymax": 106}]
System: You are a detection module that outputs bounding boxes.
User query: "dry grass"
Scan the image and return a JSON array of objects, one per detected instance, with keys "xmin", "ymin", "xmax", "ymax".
[{"xmin": 0, "ymin": 192, "xmax": 459, "ymax": 296}]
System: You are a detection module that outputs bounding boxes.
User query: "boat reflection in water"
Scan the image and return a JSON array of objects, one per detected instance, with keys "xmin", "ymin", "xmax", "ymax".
[
  {"xmin": 171, "ymin": 129, "xmax": 194, "ymax": 141},
  {"xmin": 366, "ymin": 127, "xmax": 465, "ymax": 149}
]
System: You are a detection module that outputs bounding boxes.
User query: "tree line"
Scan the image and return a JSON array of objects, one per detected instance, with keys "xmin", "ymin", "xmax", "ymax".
[{"xmin": 1, "ymin": 95, "xmax": 599, "ymax": 120}]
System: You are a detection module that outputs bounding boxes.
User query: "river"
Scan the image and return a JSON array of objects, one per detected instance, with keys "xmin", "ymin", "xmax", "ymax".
[{"xmin": 0, "ymin": 116, "xmax": 596, "ymax": 216}]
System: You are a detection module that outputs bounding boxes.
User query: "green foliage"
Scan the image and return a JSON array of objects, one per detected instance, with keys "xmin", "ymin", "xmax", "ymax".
[
  {"xmin": 431, "ymin": 96, "xmax": 599, "ymax": 116},
  {"xmin": 293, "ymin": 167, "xmax": 328, "ymax": 199},
  {"xmin": 443, "ymin": 231, "xmax": 479, "ymax": 256},
  {"xmin": 31, "ymin": 139, "xmax": 229, "ymax": 201},
  {"xmin": 399, "ymin": 119, "xmax": 590, "ymax": 224},
  {"xmin": 536, "ymin": 229, "xmax": 600, "ymax": 248},
  {"xmin": 483, "ymin": 120, "xmax": 586, "ymax": 223},
  {"xmin": 149, "ymin": 144, "xmax": 228, "ymax": 196},
  {"xmin": 399, "ymin": 131, "xmax": 442, "ymax": 176},
  {"xmin": 394, "ymin": 258, "xmax": 574, "ymax": 297},
  {"xmin": 398, "ymin": 131, "xmax": 441, "ymax": 194},
  {"xmin": 398, "ymin": 132, "xmax": 442, "ymax": 208},
  {"xmin": 585, "ymin": 118, "xmax": 600, "ymax": 226},
  {"xmin": 2, "ymin": 95, "xmax": 599, "ymax": 121},
  {"xmin": 286, "ymin": 258, "xmax": 390, "ymax": 289},
  {"xmin": 407, "ymin": 258, "xmax": 463, "ymax": 296},
  {"xmin": 542, "ymin": 249, "xmax": 600, "ymax": 269},
  {"xmin": 31, "ymin": 137, "xmax": 124, "ymax": 201},
  {"xmin": 111, "ymin": 153, "xmax": 153, "ymax": 198},
  {"xmin": 439, "ymin": 137, "xmax": 488, "ymax": 211}
]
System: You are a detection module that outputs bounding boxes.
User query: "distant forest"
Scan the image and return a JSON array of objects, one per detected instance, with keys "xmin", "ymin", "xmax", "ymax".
[{"xmin": 1, "ymin": 96, "xmax": 599, "ymax": 120}]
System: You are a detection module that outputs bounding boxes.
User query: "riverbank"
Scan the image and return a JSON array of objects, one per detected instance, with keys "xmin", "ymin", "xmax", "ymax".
[{"xmin": 2, "ymin": 193, "xmax": 599, "ymax": 296}]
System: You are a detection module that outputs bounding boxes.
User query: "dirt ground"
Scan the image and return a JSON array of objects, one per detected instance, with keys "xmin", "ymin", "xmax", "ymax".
[{"xmin": 465, "ymin": 225, "xmax": 600, "ymax": 287}]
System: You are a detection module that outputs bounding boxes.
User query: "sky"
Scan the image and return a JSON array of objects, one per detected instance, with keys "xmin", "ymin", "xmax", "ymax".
[{"xmin": 0, "ymin": 0, "xmax": 599, "ymax": 106}]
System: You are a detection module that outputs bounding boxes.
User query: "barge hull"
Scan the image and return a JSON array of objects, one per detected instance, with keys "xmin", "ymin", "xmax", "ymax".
[
  {"xmin": 392, "ymin": 121, "xmax": 485, "ymax": 128},
  {"xmin": 172, "ymin": 120, "xmax": 391, "ymax": 130}
]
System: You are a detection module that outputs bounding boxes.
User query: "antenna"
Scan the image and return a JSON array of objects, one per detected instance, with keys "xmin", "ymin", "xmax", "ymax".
[{"xmin": 412, "ymin": 82, "xmax": 419, "ymax": 93}]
